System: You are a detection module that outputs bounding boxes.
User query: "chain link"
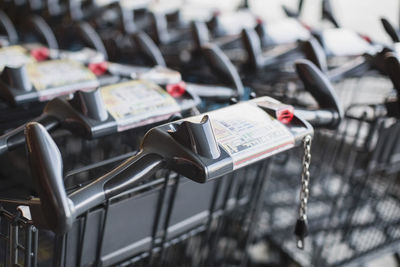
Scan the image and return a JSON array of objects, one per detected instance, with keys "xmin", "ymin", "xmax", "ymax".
[
  {"xmin": 299, "ymin": 135, "xmax": 312, "ymax": 220},
  {"xmin": 294, "ymin": 135, "xmax": 312, "ymax": 249}
]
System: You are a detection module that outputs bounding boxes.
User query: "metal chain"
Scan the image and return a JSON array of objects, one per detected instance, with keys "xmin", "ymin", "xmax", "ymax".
[
  {"xmin": 294, "ymin": 135, "xmax": 312, "ymax": 249},
  {"xmin": 299, "ymin": 135, "xmax": 312, "ymax": 220}
]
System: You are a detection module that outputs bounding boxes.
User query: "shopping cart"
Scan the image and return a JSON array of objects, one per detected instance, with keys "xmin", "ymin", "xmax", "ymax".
[{"xmin": 0, "ymin": 96, "xmax": 317, "ymax": 266}]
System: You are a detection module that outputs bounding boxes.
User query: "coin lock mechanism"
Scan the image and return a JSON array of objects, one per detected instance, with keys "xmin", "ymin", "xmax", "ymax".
[
  {"xmin": 169, "ymin": 115, "xmax": 221, "ymax": 159},
  {"xmin": 1, "ymin": 65, "xmax": 32, "ymax": 92},
  {"xmin": 70, "ymin": 89, "xmax": 108, "ymax": 122}
]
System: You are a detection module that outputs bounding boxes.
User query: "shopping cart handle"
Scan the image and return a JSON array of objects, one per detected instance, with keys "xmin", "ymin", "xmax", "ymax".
[
  {"xmin": 0, "ymin": 10, "xmax": 18, "ymax": 44},
  {"xmin": 322, "ymin": 0, "xmax": 340, "ymax": 28},
  {"xmin": 71, "ymin": 152, "xmax": 164, "ymax": 216},
  {"xmin": 68, "ymin": 0, "xmax": 87, "ymax": 21},
  {"xmin": 76, "ymin": 22, "xmax": 108, "ymax": 60},
  {"xmin": 166, "ymin": 9, "xmax": 182, "ymax": 25},
  {"xmin": 241, "ymin": 28, "xmax": 297, "ymax": 70},
  {"xmin": 201, "ymin": 43, "xmax": 245, "ymax": 97},
  {"xmin": 26, "ymin": 122, "xmax": 73, "ymax": 233},
  {"xmin": 384, "ymin": 53, "xmax": 400, "ymax": 96},
  {"xmin": 191, "ymin": 21, "xmax": 210, "ymax": 51},
  {"xmin": 282, "ymin": 0, "xmax": 304, "ymax": 18},
  {"xmin": 111, "ymin": 2, "xmax": 136, "ymax": 34},
  {"xmin": 254, "ymin": 21, "xmax": 275, "ymax": 47},
  {"xmin": 206, "ymin": 13, "xmax": 223, "ymax": 36},
  {"xmin": 241, "ymin": 28, "xmax": 264, "ymax": 69},
  {"xmin": 28, "ymin": 15, "xmax": 59, "ymax": 50},
  {"xmin": 0, "ymin": 87, "xmax": 109, "ymax": 155},
  {"xmin": 301, "ymin": 39, "xmax": 371, "ymax": 82},
  {"xmin": 25, "ymin": 96, "xmax": 315, "ymax": 233},
  {"xmin": 149, "ymin": 12, "xmax": 169, "ymax": 45},
  {"xmin": 294, "ymin": 109, "xmax": 340, "ymax": 128},
  {"xmin": 26, "ymin": 122, "xmax": 164, "ymax": 234},
  {"xmin": 133, "ymin": 31, "xmax": 166, "ymax": 67},
  {"xmin": 300, "ymin": 38, "xmax": 328, "ymax": 73},
  {"xmin": 381, "ymin": 18, "xmax": 400, "ymax": 43},
  {"xmin": 282, "ymin": 5, "xmax": 300, "ymax": 18},
  {"xmin": 295, "ymin": 59, "xmax": 343, "ymax": 128}
]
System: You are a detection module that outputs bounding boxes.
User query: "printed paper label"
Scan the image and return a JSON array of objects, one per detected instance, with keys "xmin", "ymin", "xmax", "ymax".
[
  {"xmin": 193, "ymin": 101, "xmax": 295, "ymax": 169},
  {"xmin": 101, "ymin": 80, "xmax": 180, "ymax": 131},
  {"xmin": 26, "ymin": 60, "xmax": 98, "ymax": 100}
]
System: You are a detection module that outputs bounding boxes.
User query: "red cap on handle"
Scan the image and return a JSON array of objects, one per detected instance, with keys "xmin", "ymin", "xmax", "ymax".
[
  {"xmin": 31, "ymin": 47, "xmax": 49, "ymax": 61},
  {"xmin": 276, "ymin": 106, "xmax": 294, "ymax": 124},
  {"xmin": 167, "ymin": 81, "xmax": 186, "ymax": 98},
  {"xmin": 88, "ymin": 62, "xmax": 108, "ymax": 76}
]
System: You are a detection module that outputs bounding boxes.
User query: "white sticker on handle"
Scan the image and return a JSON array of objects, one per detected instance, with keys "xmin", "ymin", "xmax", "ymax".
[
  {"xmin": 207, "ymin": 102, "xmax": 294, "ymax": 169},
  {"xmin": 27, "ymin": 59, "xmax": 97, "ymax": 92},
  {"xmin": 24, "ymin": 59, "xmax": 98, "ymax": 101},
  {"xmin": 101, "ymin": 80, "xmax": 181, "ymax": 131}
]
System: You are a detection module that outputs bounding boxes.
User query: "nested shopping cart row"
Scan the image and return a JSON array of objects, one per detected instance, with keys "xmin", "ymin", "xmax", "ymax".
[{"xmin": 0, "ymin": 1, "xmax": 400, "ymax": 267}]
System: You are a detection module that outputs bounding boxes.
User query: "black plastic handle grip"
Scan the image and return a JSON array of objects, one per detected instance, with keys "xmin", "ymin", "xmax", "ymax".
[
  {"xmin": 201, "ymin": 43, "xmax": 244, "ymax": 97},
  {"xmin": 282, "ymin": 0, "xmax": 303, "ymax": 18},
  {"xmin": 302, "ymin": 38, "xmax": 372, "ymax": 82},
  {"xmin": 294, "ymin": 109, "xmax": 339, "ymax": 128},
  {"xmin": 113, "ymin": 2, "xmax": 136, "ymax": 34},
  {"xmin": 70, "ymin": 151, "xmax": 164, "ymax": 216},
  {"xmin": 0, "ymin": 10, "xmax": 18, "ymax": 44},
  {"xmin": 150, "ymin": 12, "xmax": 169, "ymax": 45},
  {"xmin": 166, "ymin": 9, "xmax": 182, "ymax": 25},
  {"xmin": 0, "ymin": 114, "xmax": 59, "ymax": 155},
  {"xmin": 381, "ymin": 18, "xmax": 400, "ymax": 43},
  {"xmin": 322, "ymin": 0, "xmax": 340, "ymax": 28},
  {"xmin": 133, "ymin": 31, "xmax": 166, "ymax": 67},
  {"xmin": 76, "ymin": 22, "xmax": 108, "ymax": 60},
  {"xmin": 282, "ymin": 6, "xmax": 297, "ymax": 18},
  {"xmin": 26, "ymin": 122, "xmax": 73, "ymax": 234},
  {"xmin": 295, "ymin": 59, "xmax": 343, "ymax": 128},
  {"xmin": 191, "ymin": 21, "xmax": 210, "ymax": 51},
  {"xmin": 68, "ymin": 0, "xmax": 84, "ymax": 21},
  {"xmin": 384, "ymin": 53, "xmax": 400, "ymax": 96},
  {"xmin": 206, "ymin": 13, "xmax": 222, "ymax": 36},
  {"xmin": 28, "ymin": 15, "xmax": 59, "ymax": 50},
  {"xmin": 241, "ymin": 28, "xmax": 263, "ymax": 69},
  {"xmin": 46, "ymin": 0, "xmax": 63, "ymax": 17},
  {"xmin": 26, "ymin": 122, "xmax": 164, "ymax": 234},
  {"xmin": 301, "ymin": 38, "xmax": 328, "ymax": 73}
]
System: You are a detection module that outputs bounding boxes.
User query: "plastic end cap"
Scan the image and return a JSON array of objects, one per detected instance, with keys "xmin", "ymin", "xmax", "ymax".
[
  {"xmin": 88, "ymin": 62, "xmax": 108, "ymax": 76},
  {"xmin": 30, "ymin": 47, "xmax": 50, "ymax": 61},
  {"xmin": 167, "ymin": 81, "xmax": 186, "ymax": 98}
]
